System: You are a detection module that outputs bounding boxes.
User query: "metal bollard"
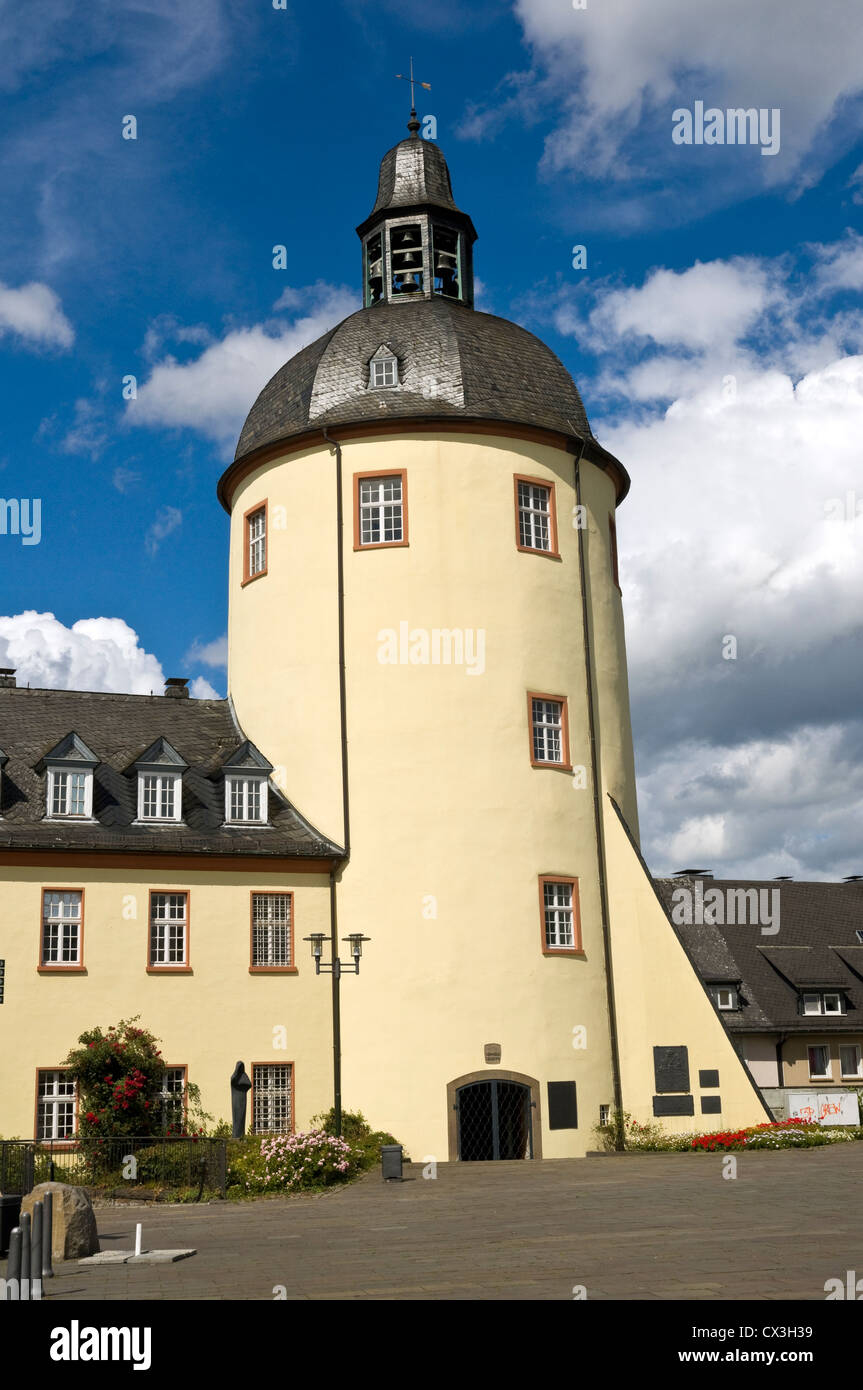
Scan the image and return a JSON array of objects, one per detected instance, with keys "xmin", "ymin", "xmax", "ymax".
[
  {"xmin": 6, "ymin": 1227, "xmax": 22, "ymax": 1299},
  {"xmin": 42, "ymin": 1191, "xmax": 54, "ymax": 1279},
  {"xmin": 30, "ymin": 1202, "xmax": 42, "ymax": 1300},
  {"xmin": 20, "ymin": 1211, "xmax": 31, "ymax": 1300}
]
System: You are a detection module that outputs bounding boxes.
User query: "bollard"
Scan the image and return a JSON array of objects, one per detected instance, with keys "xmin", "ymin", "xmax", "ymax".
[
  {"xmin": 134, "ymin": 1223, "xmax": 142, "ymax": 1257},
  {"xmin": 30, "ymin": 1202, "xmax": 43, "ymax": 1300},
  {"xmin": 6, "ymin": 1227, "xmax": 22, "ymax": 1300},
  {"xmin": 42, "ymin": 1191, "xmax": 54, "ymax": 1279},
  {"xmin": 381, "ymin": 1144, "xmax": 404, "ymax": 1181},
  {"xmin": 20, "ymin": 1211, "xmax": 31, "ymax": 1300}
]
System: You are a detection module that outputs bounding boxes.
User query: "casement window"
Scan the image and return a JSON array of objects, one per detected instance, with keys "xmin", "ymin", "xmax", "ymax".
[
  {"xmin": 138, "ymin": 772, "xmax": 182, "ymax": 822},
  {"xmin": 226, "ymin": 775, "xmax": 266, "ymax": 825},
  {"xmin": 802, "ymin": 992, "xmax": 844, "ymax": 1015},
  {"xmin": 715, "ymin": 987, "xmax": 737, "ymax": 1011},
  {"xmin": 243, "ymin": 503, "xmax": 267, "ymax": 584},
  {"xmin": 160, "ymin": 1068, "xmax": 186, "ymax": 1131},
  {"xmin": 807, "ymin": 1045, "xmax": 831, "ymax": 1080},
  {"xmin": 515, "ymin": 476, "xmax": 558, "ymax": 556},
  {"xmin": 529, "ymin": 694, "xmax": 570, "ymax": 768},
  {"xmin": 37, "ymin": 1070, "xmax": 76, "ymax": 1141},
  {"xmin": 251, "ymin": 892, "xmax": 294, "ymax": 970},
  {"xmin": 370, "ymin": 355, "xmax": 398, "ymax": 388},
  {"xmin": 48, "ymin": 769, "xmax": 91, "ymax": 818},
  {"xmin": 840, "ymin": 1045, "xmax": 863, "ymax": 1079},
  {"xmin": 41, "ymin": 890, "xmax": 83, "ymax": 968},
  {"xmin": 540, "ymin": 876, "xmax": 581, "ymax": 954},
  {"xmin": 823, "ymin": 992, "xmax": 843, "ymax": 1015},
  {"xmin": 252, "ymin": 1063, "xmax": 293, "ymax": 1134},
  {"xmin": 803, "ymin": 993, "xmax": 822, "ymax": 1015},
  {"xmin": 354, "ymin": 472, "xmax": 407, "ymax": 549},
  {"xmin": 148, "ymin": 892, "xmax": 189, "ymax": 969}
]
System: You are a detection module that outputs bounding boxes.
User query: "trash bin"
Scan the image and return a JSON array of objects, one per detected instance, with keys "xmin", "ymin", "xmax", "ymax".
[
  {"xmin": 381, "ymin": 1144, "xmax": 403, "ymax": 1181},
  {"xmin": 0, "ymin": 1195, "xmax": 22, "ymax": 1256}
]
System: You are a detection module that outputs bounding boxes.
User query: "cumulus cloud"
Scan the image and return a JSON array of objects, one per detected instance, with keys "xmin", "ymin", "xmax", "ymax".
[
  {"xmin": 189, "ymin": 675, "xmax": 221, "ymax": 699},
  {"xmin": 184, "ymin": 634, "xmax": 228, "ymax": 668},
  {"xmin": 0, "ymin": 612, "xmax": 165, "ymax": 694},
  {"xmin": 0, "ymin": 279, "xmax": 73, "ymax": 349},
  {"xmin": 126, "ymin": 282, "xmax": 358, "ymax": 454}
]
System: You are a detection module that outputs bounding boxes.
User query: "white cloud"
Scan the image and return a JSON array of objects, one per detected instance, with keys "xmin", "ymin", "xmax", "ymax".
[
  {"xmin": 126, "ymin": 283, "xmax": 358, "ymax": 454},
  {"xmin": 189, "ymin": 675, "xmax": 221, "ymax": 699},
  {"xmin": 0, "ymin": 279, "xmax": 73, "ymax": 349},
  {"xmin": 185, "ymin": 634, "xmax": 228, "ymax": 668},
  {"xmin": 144, "ymin": 505, "xmax": 183, "ymax": 556},
  {"xmin": 112, "ymin": 465, "xmax": 142, "ymax": 493},
  {"xmin": 0, "ymin": 612, "xmax": 165, "ymax": 694}
]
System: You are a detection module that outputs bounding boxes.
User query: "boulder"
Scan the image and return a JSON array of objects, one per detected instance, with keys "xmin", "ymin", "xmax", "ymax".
[{"xmin": 21, "ymin": 1182, "xmax": 99, "ymax": 1261}]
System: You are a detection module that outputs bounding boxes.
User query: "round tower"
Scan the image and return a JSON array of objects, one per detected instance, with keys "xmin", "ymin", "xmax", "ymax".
[{"xmin": 219, "ymin": 117, "xmax": 640, "ymax": 1159}]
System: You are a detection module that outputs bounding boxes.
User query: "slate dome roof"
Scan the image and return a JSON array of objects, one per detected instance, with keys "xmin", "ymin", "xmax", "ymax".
[{"xmin": 233, "ymin": 297, "xmax": 598, "ymax": 465}]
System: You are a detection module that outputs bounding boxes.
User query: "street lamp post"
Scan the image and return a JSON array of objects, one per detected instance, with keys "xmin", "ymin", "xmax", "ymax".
[{"xmin": 303, "ymin": 930, "xmax": 370, "ymax": 1138}]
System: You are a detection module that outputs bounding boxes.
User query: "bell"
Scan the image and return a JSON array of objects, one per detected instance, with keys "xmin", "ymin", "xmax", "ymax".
[{"xmin": 400, "ymin": 272, "xmax": 420, "ymax": 291}]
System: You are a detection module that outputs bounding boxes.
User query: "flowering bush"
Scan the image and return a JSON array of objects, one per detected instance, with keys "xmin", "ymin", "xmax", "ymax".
[
  {"xmin": 228, "ymin": 1129, "xmax": 364, "ymax": 1194},
  {"xmin": 596, "ymin": 1111, "xmax": 863, "ymax": 1153}
]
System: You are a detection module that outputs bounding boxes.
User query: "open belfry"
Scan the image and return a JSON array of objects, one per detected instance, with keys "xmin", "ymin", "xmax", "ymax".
[{"xmin": 0, "ymin": 112, "xmax": 769, "ymax": 1159}]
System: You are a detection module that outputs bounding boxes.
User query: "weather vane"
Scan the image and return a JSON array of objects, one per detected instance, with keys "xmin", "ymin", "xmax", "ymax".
[{"xmin": 395, "ymin": 57, "xmax": 431, "ymax": 115}]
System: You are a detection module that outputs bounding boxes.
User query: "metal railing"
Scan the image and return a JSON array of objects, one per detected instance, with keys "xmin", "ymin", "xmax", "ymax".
[{"xmin": 0, "ymin": 1137, "xmax": 228, "ymax": 1199}]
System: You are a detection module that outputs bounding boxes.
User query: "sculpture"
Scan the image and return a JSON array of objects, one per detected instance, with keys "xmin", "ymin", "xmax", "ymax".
[{"xmin": 230, "ymin": 1061, "xmax": 252, "ymax": 1138}]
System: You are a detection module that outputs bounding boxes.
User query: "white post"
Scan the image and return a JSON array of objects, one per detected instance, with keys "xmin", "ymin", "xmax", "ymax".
[{"xmin": 134, "ymin": 1223, "xmax": 142, "ymax": 1257}]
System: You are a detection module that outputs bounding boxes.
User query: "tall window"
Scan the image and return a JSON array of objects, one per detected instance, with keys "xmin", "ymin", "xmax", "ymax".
[
  {"xmin": 139, "ymin": 773, "xmax": 181, "ymax": 821},
  {"xmin": 37, "ymin": 1070, "xmax": 76, "ymax": 1140},
  {"xmin": 160, "ymin": 1068, "xmax": 186, "ymax": 1131},
  {"xmin": 251, "ymin": 892, "xmax": 293, "ymax": 969},
  {"xmin": 41, "ymin": 890, "xmax": 83, "ymax": 967},
  {"xmin": 226, "ymin": 776, "xmax": 265, "ymax": 824},
  {"xmin": 515, "ymin": 477, "xmax": 558, "ymax": 555},
  {"xmin": 808, "ymin": 1045, "xmax": 831, "ymax": 1080},
  {"xmin": 355, "ymin": 472, "xmax": 407, "ymax": 549},
  {"xmin": 840, "ymin": 1045, "xmax": 862, "ymax": 1079},
  {"xmin": 149, "ymin": 893, "xmax": 188, "ymax": 968},
  {"xmin": 253, "ymin": 1063, "xmax": 293, "ymax": 1134},
  {"xmin": 540, "ymin": 877, "xmax": 580, "ymax": 954},
  {"xmin": 244, "ymin": 504, "xmax": 267, "ymax": 583},
  {"xmin": 530, "ymin": 695, "xmax": 569, "ymax": 767},
  {"xmin": 49, "ymin": 770, "xmax": 90, "ymax": 817}
]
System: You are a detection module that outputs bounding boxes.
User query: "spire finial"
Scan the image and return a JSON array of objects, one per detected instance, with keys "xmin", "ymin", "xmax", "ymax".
[{"xmin": 395, "ymin": 57, "xmax": 430, "ymax": 138}]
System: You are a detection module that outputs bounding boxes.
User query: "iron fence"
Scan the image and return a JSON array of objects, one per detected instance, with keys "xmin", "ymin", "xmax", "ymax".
[{"xmin": 0, "ymin": 1137, "xmax": 227, "ymax": 1199}]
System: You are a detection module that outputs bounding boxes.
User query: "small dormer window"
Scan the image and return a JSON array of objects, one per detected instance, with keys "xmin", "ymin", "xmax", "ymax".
[
  {"xmin": 714, "ymin": 986, "xmax": 738, "ymax": 1010},
  {"xmin": 370, "ymin": 355, "xmax": 398, "ymax": 388},
  {"xmin": 222, "ymin": 739, "xmax": 272, "ymax": 826},
  {"xmin": 132, "ymin": 738, "xmax": 187, "ymax": 824},
  {"xmin": 226, "ymin": 776, "xmax": 266, "ymax": 824},
  {"xmin": 38, "ymin": 733, "xmax": 99, "ymax": 821}
]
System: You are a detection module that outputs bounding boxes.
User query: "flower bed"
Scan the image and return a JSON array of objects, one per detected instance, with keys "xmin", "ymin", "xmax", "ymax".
[{"xmin": 597, "ymin": 1112, "xmax": 863, "ymax": 1153}]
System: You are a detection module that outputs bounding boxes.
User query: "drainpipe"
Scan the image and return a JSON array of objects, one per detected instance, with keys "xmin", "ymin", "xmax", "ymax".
[
  {"xmin": 574, "ymin": 441, "xmax": 625, "ymax": 1144},
  {"xmin": 322, "ymin": 426, "xmax": 352, "ymax": 1137}
]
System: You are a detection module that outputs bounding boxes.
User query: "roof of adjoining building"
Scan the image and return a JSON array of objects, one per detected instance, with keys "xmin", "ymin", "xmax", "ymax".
[
  {"xmin": 655, "ymin": 877, "xmax": 863, "ymax": 1033},
  {"xmin": 0, "ymin": 686, "xmax": 342, "ymax": 860}
]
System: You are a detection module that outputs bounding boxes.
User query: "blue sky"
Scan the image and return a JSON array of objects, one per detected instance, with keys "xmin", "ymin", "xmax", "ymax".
[{"xmin": 2, "ymin": 0, "xmax": 862, "ymax": 878}]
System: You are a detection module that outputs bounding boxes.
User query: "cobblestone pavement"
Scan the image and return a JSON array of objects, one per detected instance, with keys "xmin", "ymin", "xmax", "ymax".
[{"xmin": 5, "ymin": 1146, "xmax": 861, "ymax": 1301}]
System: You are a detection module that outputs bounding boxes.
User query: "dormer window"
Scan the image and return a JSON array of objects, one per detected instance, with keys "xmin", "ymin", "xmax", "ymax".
[
  {"xmin": 802, "ymin": 991, "xmax": 844, "ymax": 1015},
  {"xmin": 222, "ymin": 739, "xmax": 272, "ymax": 825},
  {"xmin": 369, "ymin": 351, "xmax": 398, "ymax": 389},
  {"xmin": 714, "ymin": 986, "xmax": 738, "ymax": 1011},
  {"xmin": 37, "ymin": 733, "xmax": 99, "ymax": 821},
  {"xmin": 132, "ymin": 738, "xmax": 187, "ymax": 824}
]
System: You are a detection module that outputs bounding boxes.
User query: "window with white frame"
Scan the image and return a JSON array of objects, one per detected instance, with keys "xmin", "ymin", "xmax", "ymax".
[
  {"xmin": 531, "ymin": 697, "xmax": 565, "ymax": 765},
  {"xmin": 802, "ymin": 992, "xmax": 844, "ymax": 1015},
  {"xmin": 48, "ymin": 768, "xmax": 91, "ymax": 818},
  {"xmin": 252, "ymin": 893, "xmax": 292, "ymax": 968},
  {"xmin": 715, "ymin": 987, "xmax": 737, "ymax": 1010},
  {"xmin": 149, "ymin": 893, "xmax": 188, "ymax": 967},
  {"xmin": 803, "ymin": 993, "xmax": 823, "ymax": 1015},
  {"xmin": 840, "ymin": 1044, "xmax": 862, "ymax": 1079},
  {"xmin": 160, "ymin": 1068, "xmax": 186, "ymax": 1131},
  {"xmin": 358, "ymin": 475, "xmax": 404, "ymax": 546},
  {"xmin": 246, "ymin": 506, "xmax": 266, "ymax": 580},
  {"xmin": 37, "ymin": 1070, "xmax": 76, "ymax": 1140},
  {"xmin": 41, "ymin": 891, "xmax": 82, "ymax": 967},
  {"xmin": 808, "ymin": 1045, "xmax": 831, "ymax": 1080},
  {"xmin": 542, "ymin": 879, "xmax": 577, "ymax": 951},
  {"xmin": 370, "ymin": 356, "xmax": 398, "ymax": 388},
  {"xmin": 252, "ymin": 1063, "xmax": 293, "ymax": 1133},
  {"xmin": 226, "ymin": 775, "xmax": 266, "ymax": 824},
  {"xmin": 517, "ymin": 479, "xmax": 552, "ymax": 552},
  {"xmin": 823, "ymin": 992, "xmax": 843, "ymax": 1015},
  {"xmin": 138, "ymin": 772, "xmax": 182, "ymax": 822}
]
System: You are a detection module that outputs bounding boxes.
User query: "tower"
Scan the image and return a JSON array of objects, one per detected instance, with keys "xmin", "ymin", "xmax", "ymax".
[{"xmin": 220, "ymin": 116, "xmax": 642, "ymax": 1158}]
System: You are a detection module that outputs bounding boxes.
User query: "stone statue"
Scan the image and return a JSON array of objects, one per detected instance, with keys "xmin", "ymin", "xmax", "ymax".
[{"xmin": 230, "ymin": 1061, "xmax": 252, "ymax": 1137}]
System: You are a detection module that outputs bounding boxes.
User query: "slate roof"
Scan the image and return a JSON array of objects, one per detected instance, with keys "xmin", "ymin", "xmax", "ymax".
[
  {"xmin": 370, "ymin": 136, "xmax": 461, "ymax": 217},
  {"xmin": 0, "ymin": 686, "xmax": 342, "ymax": 860},
  {"xmin": 232, "ymin": 298, "xmax": 606, "ymax": 465},
  {"xmin": 655, "ymin": 877, "xmax": 863, "ymax": 1033}
]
